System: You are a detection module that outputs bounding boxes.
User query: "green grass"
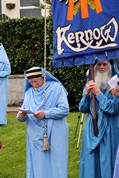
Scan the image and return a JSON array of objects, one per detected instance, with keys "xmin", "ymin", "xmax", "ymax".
[{"xmin": 0, "ymin": 112, "xmax": 83, "ymax": 178}]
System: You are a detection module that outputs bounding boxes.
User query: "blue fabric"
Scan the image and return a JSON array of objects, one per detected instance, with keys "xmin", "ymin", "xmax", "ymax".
[
  {"xmin": 113, "ymin": 147, "xmax": 119, "ymax": 178},
  {"xmin": 17, "ymin": 67, "xmax": 69, "ymax": 178},
  {"xmin": 0, "ymin": 43, "xmax": 11, "ymax": 125},
  {"xmin": 79, "ymin": 88, "xmax": 119, "ymax": 178},
  {"xmin": 113, "ymin": 59, "xmax": 119, "ymax": 77},
  {"xmin": 52, "ymin": 0, "xmax": 119, "ymax": 67}
]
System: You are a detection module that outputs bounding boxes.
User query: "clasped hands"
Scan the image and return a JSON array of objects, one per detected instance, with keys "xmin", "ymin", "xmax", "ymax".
[
  {"xmin": 34, "ymin": 111, "xmax": 45, "ymax": 119},
  {"xmin": 18, "ymin": 111, "xmax": 45, "ymax": 120},
  {"xmin": 85, "ymin": 80, "xmax": 100, "ymax": 96}
]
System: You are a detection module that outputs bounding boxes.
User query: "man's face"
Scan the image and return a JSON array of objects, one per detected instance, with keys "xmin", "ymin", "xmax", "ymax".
[
  {"xmin": 29, "ymin": 77, "xmax": 44, "ymax": 89},
  {"xmin": 96, "ymin": 61, "xmax": 110, "ymax": 73},
  {"xmin": 95, "ymin": 60, "xmax": 112, "ymax": 90}
]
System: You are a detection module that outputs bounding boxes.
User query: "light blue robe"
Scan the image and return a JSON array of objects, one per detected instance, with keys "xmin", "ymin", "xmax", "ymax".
[
  {"xmin": 79, "ymin": 89, "xmax": 119, "ymax": 178},
  {"xmin": 113, "ymin": 147, "xmax": 119, "ymax": 178},
  {"xmin": 113, "ymin": 59, "xmax": 119, "ymax": 178},
  {"xmin": 0, "ymin": 43, "xmax": 11, "ymax": 125},
  {"xmin": 17, "ymin": 67, "xmax": 69, "ymax": 178}
]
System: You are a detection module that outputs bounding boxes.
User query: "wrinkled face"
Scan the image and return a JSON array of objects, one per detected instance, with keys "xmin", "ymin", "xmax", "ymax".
[
  {"xmin": 29, "ymin": 77, "xmax": 44, "ymax": 89},
  {"xmin": 96, "ymin": 61, "xmax": 111, "ymax": 73}
]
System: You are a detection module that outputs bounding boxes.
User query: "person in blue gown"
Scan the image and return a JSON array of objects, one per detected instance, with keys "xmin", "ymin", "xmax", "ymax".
[
  {"xmin": 112, "ymin": 59, "xmax": 119, "ymax": 178},
  {"xmin": 0, "ymin": 43, "xmax": 11, "ymax": 125},
  {"xmin": 17, "ymin": 66, "xmax": 69, "ymax": 178},
  {"xmin": 79, "ymin": 60, "xmax": 119, "ymax": 178}
]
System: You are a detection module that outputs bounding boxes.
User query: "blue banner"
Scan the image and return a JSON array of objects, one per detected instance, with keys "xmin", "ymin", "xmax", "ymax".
[{"xmin": 52, "ymin": 0, "xmax": 119, "ymax": 67}]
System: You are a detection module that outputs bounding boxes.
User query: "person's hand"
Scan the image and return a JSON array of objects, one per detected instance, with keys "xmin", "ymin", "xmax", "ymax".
[
  {"xmin": 110, "ymin": 87, "xmax": 119, "ymax": 96},
  {"xmin": 85, "ymin": 80, "xmax": 96, "ymax": 96},
  {"xmin": 18, "ymin": 111, "xmax": 26, "ymax": 120},
  {"xmin": 34, "ymin": 111, "xmax": 45, "ymax": 119},
  {"xmin": 91, "ymin": 83, "xmax": 100, "ymax": 96}
]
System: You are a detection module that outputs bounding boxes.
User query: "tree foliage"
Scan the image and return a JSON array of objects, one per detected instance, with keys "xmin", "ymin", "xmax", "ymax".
[{"xmin": 0, "ymin": 17, "xmax": 88, "ymax": 109}]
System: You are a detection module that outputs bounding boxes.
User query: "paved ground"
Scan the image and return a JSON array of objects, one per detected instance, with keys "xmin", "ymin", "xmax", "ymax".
[{"xmin": 7, "ymin": 106, "xmax": 19, "ymax": 112}]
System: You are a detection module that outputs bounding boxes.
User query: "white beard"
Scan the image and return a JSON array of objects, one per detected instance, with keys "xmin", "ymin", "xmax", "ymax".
[{"xmin": 95, "ymin": 71, "xmax": 112, "ymax": 90}]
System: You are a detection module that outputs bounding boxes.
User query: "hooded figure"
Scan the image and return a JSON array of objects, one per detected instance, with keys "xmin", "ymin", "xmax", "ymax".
[
  {"xmin": 17, "ymin": 66, "xmax": 69, "ymax": 178},
  {"xmin": 0, "ymin": 43, "xmax": 11, "ymax": 125},
  {"xmin": 79, "ymin": 60, "xmax": 119, "ymax": 178}
]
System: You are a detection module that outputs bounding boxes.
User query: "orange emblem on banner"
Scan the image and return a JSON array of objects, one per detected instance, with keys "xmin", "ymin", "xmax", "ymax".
[{"xmin": 65, "ymin": 0, "xmax": 103, "ymax": 20}]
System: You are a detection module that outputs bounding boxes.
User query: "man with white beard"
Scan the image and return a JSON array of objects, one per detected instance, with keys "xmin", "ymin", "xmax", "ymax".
[
  {"xmin": 79, "ymin": 60, "xmax": 119, "ymax": 178},
  {"xmin": 94, "ymin": 61, "xmax": 112, "ymax": 91},
  {"xmin": 85, "ymin": 61, "xmax": 112, "ymax": 96}
]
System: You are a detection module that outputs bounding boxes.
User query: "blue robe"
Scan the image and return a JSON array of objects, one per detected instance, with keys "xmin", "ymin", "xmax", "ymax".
[
  {"xmin": 17, "ymin": 68, "xmax": 69, "ymax": 178},
  {"xmin": 113, "ymin": 147, "xmax": 119, "ymax": 178},
  {"xmin": 113, "ymin": 60, "xmax": 119, "ymax": 178},
  {"xmin": 79, "ymin": 89, "xmax": 119, "ymax": 178},
  {"xmin": 0, "ymin": 44, "xmax": 11, "ymax": 125}
]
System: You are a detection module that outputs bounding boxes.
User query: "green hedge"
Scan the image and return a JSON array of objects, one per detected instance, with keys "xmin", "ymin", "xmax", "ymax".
[
  {"xmin": 0, "ymin": 17, "xmax": 52, "ymax": 73},
  {"xmin": 51, "ymin": 66, "xmax": 88, "ymax": 110},
  {"xmin": 0, "ymin": 17, "xmax": 88, "ymax": 109}
]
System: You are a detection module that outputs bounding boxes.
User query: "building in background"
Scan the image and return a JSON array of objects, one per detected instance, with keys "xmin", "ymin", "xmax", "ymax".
[{"xmin": 0, "ymin": 0, "xmax": 50, "ymax": 19}]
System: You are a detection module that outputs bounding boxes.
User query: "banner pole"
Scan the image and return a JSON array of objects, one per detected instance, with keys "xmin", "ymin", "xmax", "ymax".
[{"xmin": 91, "ymin": 64, "xmax": 98, "ymax": 136}]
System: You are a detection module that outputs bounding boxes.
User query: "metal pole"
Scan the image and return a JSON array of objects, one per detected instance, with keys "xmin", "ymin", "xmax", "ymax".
[{"xmin": 77, "ymin": 113, "xmax": 85, "ymax": 148}]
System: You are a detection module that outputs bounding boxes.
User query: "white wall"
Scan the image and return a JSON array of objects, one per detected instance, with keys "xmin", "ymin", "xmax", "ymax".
[
  {"xmin": 1, "ymin": 0, "xmax": 51, "ymax": 18},
  {"xmin": 8, "ymin": 75, "xmax": 24, "ymax": 106},
  {"xmin": 40, "ymin": 0, "xmax": 51, "ymax": 17},
  {"xmin": 1, "ymin": 0, "xmax": 20, "ymax": 18}
]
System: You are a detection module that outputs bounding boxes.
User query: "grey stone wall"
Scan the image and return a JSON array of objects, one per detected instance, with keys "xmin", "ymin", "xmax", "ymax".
[{"xmin": 8, "ymin": 75, "xmax": 24, "ymax": 106}]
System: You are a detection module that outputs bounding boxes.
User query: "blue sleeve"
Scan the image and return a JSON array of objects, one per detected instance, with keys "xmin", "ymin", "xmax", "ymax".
[
  {"xmin": 0, "ymin": 63, "xmax": 11, "ymax": 78},
  {"xmin": 44, "ymin": 86, "xmax": 69, "ymax": 120},
  {"xmin": 79, "ymin": 93, "xmax": 90, "ymax": 113},
  {"xmin": 96, "ymin": 92, "xmax": 119, "ymax": 115}
]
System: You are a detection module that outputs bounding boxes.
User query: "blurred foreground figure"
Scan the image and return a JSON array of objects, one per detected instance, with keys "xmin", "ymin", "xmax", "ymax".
[{"xmin": 0, "ymin": 43, "xmax": 11, "ymax": 125}]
